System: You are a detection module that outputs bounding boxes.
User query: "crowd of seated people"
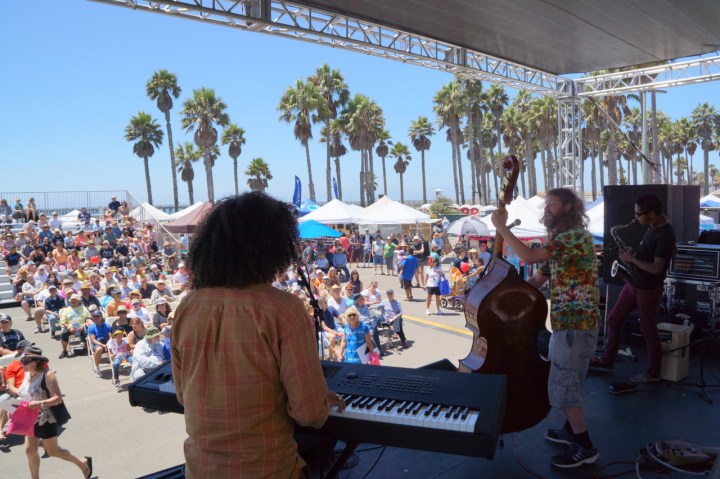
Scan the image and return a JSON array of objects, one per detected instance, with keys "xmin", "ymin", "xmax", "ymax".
[{"xmin": 0, "ymin": 196, "xmax": 184, "ymax": 390}]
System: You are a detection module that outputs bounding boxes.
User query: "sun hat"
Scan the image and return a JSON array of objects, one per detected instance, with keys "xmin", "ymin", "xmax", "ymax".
[
  {"xmin": 145, "ymin": 327, "xmax": 161, "ymax": 340},
  {"xmin": 69, "ymin": 294, "xmax": 82, "ymax": 302},
  {"xmin": 21, "ymin": 352, "xmax": 49, "ymax": 364},
  {"xmin": 112, "ymin": 329, "xmax": 125, "ymax": 336},
  {"xmin": 155, "ymin": 297, "xmax": 168, "ymax": 305},
  {"xmin": 117, "ymin": 305, "xmax": 127, "ymax": 312}
]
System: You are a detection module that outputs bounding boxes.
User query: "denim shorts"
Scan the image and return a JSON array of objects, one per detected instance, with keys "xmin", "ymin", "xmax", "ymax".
[{"xmin": 548, "ymin": 328, "xmax": 598, "ymax": 408}]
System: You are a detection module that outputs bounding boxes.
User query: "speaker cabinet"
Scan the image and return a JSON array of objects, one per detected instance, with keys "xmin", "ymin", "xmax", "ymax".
[{"xmin": 603, "ymin": 185, "xmax": 700, "ymax": 284}]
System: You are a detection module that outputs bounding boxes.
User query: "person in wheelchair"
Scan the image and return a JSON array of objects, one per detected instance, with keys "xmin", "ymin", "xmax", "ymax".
[
  {"xmin": 377, "ymin": 289, "xmax": 409, "ymax": 349},
  {"xmin": 57, "ymin": 294, "xmax": 90, "ymax": 359},
  {"xmin": 87, "ymin": 309, "xmax": 111, "ymax": 378}
]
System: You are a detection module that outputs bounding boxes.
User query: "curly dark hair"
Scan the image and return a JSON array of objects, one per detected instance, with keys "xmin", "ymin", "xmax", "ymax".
[
  {"xmin": 544, "ymin": 188, "xmax": 588, "ymax": 239},
  {"xmin": 188, "ymin": 193, "xmax": 299, "ymax": 289},
  {"xmin": 636, "ymin": 193, "xmax": 663, "ymax": 215}
]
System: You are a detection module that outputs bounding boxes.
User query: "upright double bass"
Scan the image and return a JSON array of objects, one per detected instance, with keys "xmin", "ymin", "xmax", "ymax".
[{"xmin": 459, "ymin": 156, "xmax": 550, "ymax": 433}]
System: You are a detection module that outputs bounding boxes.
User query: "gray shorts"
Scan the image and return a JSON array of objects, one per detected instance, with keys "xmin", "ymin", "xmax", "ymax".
[{"xmin": 548, "ymin": 328, "xmax": 598, "ymax": 409}]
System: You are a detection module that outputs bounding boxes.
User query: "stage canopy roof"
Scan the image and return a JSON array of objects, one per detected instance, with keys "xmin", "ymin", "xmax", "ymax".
[{"xmin": 300, "ymin": 0, "xmax": 720, "ymax": 75}]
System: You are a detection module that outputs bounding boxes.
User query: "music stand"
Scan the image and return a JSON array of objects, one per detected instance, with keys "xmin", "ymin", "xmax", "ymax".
[{"xmin": 667, "ymin": 325, "xmax": 720, "ymax": 404}]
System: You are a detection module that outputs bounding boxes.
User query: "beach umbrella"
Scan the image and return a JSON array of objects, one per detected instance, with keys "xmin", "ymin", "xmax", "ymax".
[
  {"xmin": 447, "ymin": 216, "xmax": 491, "ymax": 236},
  {"xmin": 298, "ymin": 220, "xmax": 342, "ymax": 239}
]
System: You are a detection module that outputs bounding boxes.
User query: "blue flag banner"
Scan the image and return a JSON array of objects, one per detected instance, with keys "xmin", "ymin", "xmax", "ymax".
[
  {"xmin": 332, "ymin": 177, "xmax": 339, "ymax": 199},
  {"xmin": 293, "ymin": 176, "xmax": 302, "ymax": 208}
]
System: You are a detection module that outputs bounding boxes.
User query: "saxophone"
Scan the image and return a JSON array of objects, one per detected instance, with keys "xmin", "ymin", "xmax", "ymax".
[{"xmin": 610, "ymin": 219, "xmax": 637, "ymax": 284}]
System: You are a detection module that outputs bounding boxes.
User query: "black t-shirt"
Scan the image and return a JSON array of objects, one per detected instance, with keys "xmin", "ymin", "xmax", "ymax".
[
  {"xmin": 412, "ymin": 242, "xmax": 424, "ymax": 258},
  {"xmin": 0, "ymin": 328, "xmax": 25, "ymax": 351},
  {"xmin": 4, "ymin": 252, "xmax": 21, "ymax": 266},
  {"xmin": 631, "ymin": 223, "xmax": 676, "ymax": 289},
  {"xmin": 111, "ymin": 321, "xmax": 133, "ymax": 335},
  {"xmin": 322, "ymin": 308, "xmax": 338, "ymax": 330}
]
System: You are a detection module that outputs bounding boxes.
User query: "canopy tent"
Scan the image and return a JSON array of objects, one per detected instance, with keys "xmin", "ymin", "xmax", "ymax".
[
  {"xmin": 299, "ymin": 199, "xmax": 320, "ymax": 216},
  {"xmin": 478, "ymin": 197, "xmax": 546, "ymax": 239},
  {"xmin": 164, "ymin": 202, "xmax": 214, "ymax": 234},
  {"xmin": 168, "ymin": 202, "xmax": 204, "ymax": 220},
  {"xmin": 298, "ymin": 220, "xmax": 342, "ymax": 239},
  {"xmin": 130, "ymin": 202, "xmax": 171, "ymax": 222},
  {"xmin": 297, "ymin": 199, "xmax": 369, "ymax": 224},
  {"xmin": 363, "ymin": 197, "xmax": 431, "ymax": 224},
  {"xmin": 700, "ymin": 194, "xmax": 720, "ymax": 208},
  {"xmin": 59, "ymin": 209, "xmax": 81, "ymax": 222}
]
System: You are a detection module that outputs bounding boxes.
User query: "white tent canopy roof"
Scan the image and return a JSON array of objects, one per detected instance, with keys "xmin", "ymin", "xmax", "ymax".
[
  {"xmin": 168, "ymin": 202, "xmax": 204, "ymax": 220},
  {"xmin": 363, "ymin": 197, "xmax": 431, "ymax": 224},
  {"xmin": 298, "ymin": 199, "xmax": 370, "ymax": 224},
  {"xmin": 129, "ymin": 202, "xmax": 170, "ymax": 222}
]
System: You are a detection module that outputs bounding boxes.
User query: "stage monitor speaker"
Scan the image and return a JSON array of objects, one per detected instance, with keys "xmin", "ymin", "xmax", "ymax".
[{"xmin": 603, "ymin": 185, "xmax": 700, "ymax": 284}]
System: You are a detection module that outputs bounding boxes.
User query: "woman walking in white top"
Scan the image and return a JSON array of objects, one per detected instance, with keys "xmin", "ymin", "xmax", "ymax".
[{"xmin": 424, "ymin": 257, "xmax": 445, "ymax": 315}]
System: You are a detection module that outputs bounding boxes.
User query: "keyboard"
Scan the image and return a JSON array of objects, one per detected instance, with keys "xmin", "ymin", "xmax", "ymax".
[
  {"xmin": 129, "ymin": 361, "xmax": 507, "ymax": 459},
  {"xmin": 299, "ymin": 361, "xmax": 507, "ymax": 459}
]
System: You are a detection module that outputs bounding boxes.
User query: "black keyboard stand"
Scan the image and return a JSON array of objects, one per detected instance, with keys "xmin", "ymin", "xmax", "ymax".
[{"xmin": 324, "ymin": 440, "xmax": 359, "ymax": 479}]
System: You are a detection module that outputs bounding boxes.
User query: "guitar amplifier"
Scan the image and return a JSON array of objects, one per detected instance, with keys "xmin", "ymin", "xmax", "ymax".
[{"xmin": 668, "ymin": 244, "xmax": 720, "ymax": 282}]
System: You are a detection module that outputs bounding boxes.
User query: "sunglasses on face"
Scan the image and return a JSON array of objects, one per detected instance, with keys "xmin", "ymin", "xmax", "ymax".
[{"xmin": 347, "ymin": 314, "xmax": 358, "ymax": 317}]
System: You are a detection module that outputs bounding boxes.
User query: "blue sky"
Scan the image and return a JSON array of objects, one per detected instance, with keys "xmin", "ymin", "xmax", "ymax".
[{"xmin": 1, "ymin": 1, "xmax": 719, "ymax": 208}]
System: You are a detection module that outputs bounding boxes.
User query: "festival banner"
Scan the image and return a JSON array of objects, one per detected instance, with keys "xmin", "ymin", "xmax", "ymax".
[
  {"xmin": 332, "ymin": 177, "xmax": 339, "ymax": 200},
  {"xmin": 293, "ymin": 176, "xmax": 302, "ymax": 208}
]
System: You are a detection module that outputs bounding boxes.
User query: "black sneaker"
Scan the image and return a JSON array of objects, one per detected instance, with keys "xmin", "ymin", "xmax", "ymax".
[
  {"xmin": 546, "ymin": 427, "xmax": 575, "ymax": 445},
  {"xmin": 610, "ymin": 382, "xmax": 638, "ymax": 394},
  {"xmin": 58, "ymin": 350, "xmax": 69, "ymax": 359},
  {"xmin": 552, "ymin": 443, "xmax": 599, "ymax": 468}
]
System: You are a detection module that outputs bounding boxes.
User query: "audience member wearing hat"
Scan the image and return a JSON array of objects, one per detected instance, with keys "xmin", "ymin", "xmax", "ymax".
[
  {"xmin": 0, "ymin": 313, "xmax": 26, "ymax": 356},
  {"xmin": 58, "ymin": 295, "xmax": 90, "ymax": 359},
  {"xmin": 378, "ymin": 289, "xmax": 409, "ymax": 349},
  {"xmin": 88, "ymin": 309, "xmax": 111, "ymax": 377},
  {"xmin": 152, "ymin": 297, "xmax": 173, "ymax": 330},
  {"xmin": 129, "ymin": 326, "xmax": 165, "ymax": 382},
  {"xmin": 150, "ymin": 278, "xmax": 175, "ymax": 303},
  {"xmin": 19, "ymin": 348, "xmax": 93, "ymax": 479},
  {"xmin": 107, "ymin": 329, "xmax": 133, "ymax": 387}
]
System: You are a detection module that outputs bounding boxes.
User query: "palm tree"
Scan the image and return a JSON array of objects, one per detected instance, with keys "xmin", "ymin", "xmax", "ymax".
[
  {"xmin": 320, "ymin": 119, "xmax": 348, "ymax": 200},
  {"xmin": 245, "ymin": 158, "xmax": 273, "ymax": 192},
  {"xmin": 124, "ymin": 112, "xmax": 163, "ymax": 205},
  {"xmin": 486, "ymin": 84, "xmax": 509, "ymax": 201},
  {"xmin": 277, "ymin": 79, "xmax": 327, "ymax": 202},
  {"xmin": 221, "ymin": 124, "xmax": 247, "ymax": 195},
  {"xmin": 691, "ymin": 102, "xmax": 719, "ymax": 195},
  {"xmin": 180, "ymin": 88, "xmax": 230, "ymax": 203},
  {"xmin": 433, "ymin": 80, "xmax": 466, "ymax": 204},
  {"xmin": 309, "ymin": 64, "xmax": 350, "ymax": 202},
  {"xmin": 674, "ymin": 117, "xmax": 697, "ymax": 184},
  {"xmin": 375, "ymin": 129, "xmax": 391, "ymax": 196},
  {"xmin": 175, "ymin": 141, "xmax": 201, "ymax": 204},
  {"xmin": 390, "ymin": 142, "xmax": 411, "ymax": 203},
  {"xmin": 408, "ymin": 116, "xmax": 435, "ymax": 204},
  {"xmin": 341, "ymin": 94, "xmax": 385, "ymax": 206},
  {"xmin": 146, "ymin": 69, "xmax": 182, "ymax": 210}
]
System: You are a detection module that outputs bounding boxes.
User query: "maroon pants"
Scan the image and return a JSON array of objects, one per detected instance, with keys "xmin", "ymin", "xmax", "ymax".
[{"xmin": 602, "ymin": 283, "xmax": 663, "ymax": 377}]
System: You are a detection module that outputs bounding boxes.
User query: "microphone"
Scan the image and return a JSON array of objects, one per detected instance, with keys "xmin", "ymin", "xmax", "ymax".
[{"xmin": 508, "ymin": 219, "xmax": 521, "ymax": 230}]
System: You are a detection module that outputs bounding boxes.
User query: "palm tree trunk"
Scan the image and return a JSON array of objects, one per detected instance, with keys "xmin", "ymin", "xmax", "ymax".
[
  {"xmin": 540, "ymin": 149, "xmax": 548, "ymax": 192},
  {"xmin": 400, "ymin": 172, "xmax": 405, "ymax": 203},
  {"xmin": 591, "ymin": 151, "xmax": 597, "ymax": 200},
  {"xmin": 607, "ymin": 132, "xmax": 618, "ymax": 186},
  {"xmin": 687, "ymin": 150, "xmax": 693, "ymax": 185},
  {"xmin": 143, "ymin": 156, "xmax": 154, "ymax": 205},
  {"xmin": 469, "ymin": 159, "xmax": 477, "ymax": 204},
  {"xmin": 598, "ymin": 148, "xmax": 605, "ymax": 189},
  {"xmin": 421, "ymin": 150, "xmax": 427, "ymax": 204},
  {"xmin": 703, "ymin": 144, "xmax": 710, "ymax": 195},
  {"xmin": 524, "ymin": 141, "xmax": 535, "ymax": 196},
  {"xmin": 359, "ymin": 150, "xmax": 366, "ymax": 207},
  {"xmin": 164, "ymin": 110, "xmax": 179, "ymax": 210},
  {"xmin": 188, "ymin": 180, "xmax": 195, "ymax": 205},
  {"xmin": 325, "ymin": 137, "xmax": 332, "ymax": 202},
  {"xmin": 204, "ymin": 151, "xmax": 215, "ymax": 203},
  {"xmin": 368, "ymin": 148, "xmax": 376, "ymax": 203},
  {"xmin": 334, "ymin": 157, "xmax": 343, "ymax": 201},
  {"xmin": 305, "ymin": 142, "xmax": 316, "ymax": 202},
  {"xmin": 233, "ymin": 158, "xmax": 239, "ymax": 195},
  {"xmin": 381, "ymin": 154, "xmax": 388, "ymax": 196},
  {"xmin": 453, "ymin": 135, "xmax": 466, "ymax": 204},
  {"xmin": 450, "ymin": 139, "xmax": 459, "ymax": 204}
]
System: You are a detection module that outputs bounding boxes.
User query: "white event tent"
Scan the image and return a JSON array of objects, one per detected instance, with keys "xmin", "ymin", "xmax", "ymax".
[
  {"xmin": 298, "ymin": 199, "xmax": 369, "ymax": 224},
  {"xmin": 130, "ymin": 202, "xmax": 171, "ymax": 222},
  {"xmin": 363, "ymin": 196, "xmax": 431, "ymax": 224},
  {"xmin": 168, "ymin": 202, "xmax": 205, "ymax": 220},
  {"xmin": 479, "ymin": 196, "xmax": 546, "ymax": 238}
]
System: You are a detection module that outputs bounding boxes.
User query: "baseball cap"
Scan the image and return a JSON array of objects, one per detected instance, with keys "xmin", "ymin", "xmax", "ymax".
[
  {"xmin": 155, "ymin": 297, "xmax": 168, "ymax": 305},
  {"xmin": 352, "ymin": 293, "xmax": 364, "ymax": 302},
  {"xmin": 0, "ymin": 314, "xmax": 12, "ymax": 322},
  {"xmin": 48, "ymin": 285, "xmax": 58, "ymax": 291},
  {"xmin": 16, "ymin": 339, "xmax": 34, "ymax": 350},
  {"xmin": 92, "ymin": 310, "xmax": 103, "ymax": 317},
  {"xmin": 386, "ymin": 289, "xmax": 395, "ymax": 294}
]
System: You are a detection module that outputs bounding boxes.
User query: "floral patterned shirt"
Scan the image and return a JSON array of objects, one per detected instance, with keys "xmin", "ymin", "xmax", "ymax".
[{"xmin": 540, "ymin": 227, "xmax": 599, "ymax": 331}]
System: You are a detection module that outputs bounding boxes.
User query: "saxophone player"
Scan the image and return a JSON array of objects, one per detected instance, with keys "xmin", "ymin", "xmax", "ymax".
[{"xmin": 591, "ymin": 194, "xmax": 676, "ymax": 385}]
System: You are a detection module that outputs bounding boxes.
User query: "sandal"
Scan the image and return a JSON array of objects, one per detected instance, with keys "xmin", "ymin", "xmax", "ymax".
[{"xmin": 84, "ymin": 456, "xmax": 93, "ymax": 478}]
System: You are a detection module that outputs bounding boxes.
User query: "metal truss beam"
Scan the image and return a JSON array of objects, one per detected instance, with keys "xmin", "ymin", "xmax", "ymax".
[
  {"xmin": 574, "ymin": 56, "xmax": 720, "ymax": 97},
  {"xmin": 557, "ymin": 98, "xmax": 583, "ymax": 192},
  {"xmin": 88, "ymin": 0, "xmax": 565, "ymax": 96}
]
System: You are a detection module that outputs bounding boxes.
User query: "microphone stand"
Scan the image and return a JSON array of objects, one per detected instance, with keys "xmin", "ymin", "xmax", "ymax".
[{"xmin": 295, "ymin": 263, "xmax": 326, "ymax": 360}]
